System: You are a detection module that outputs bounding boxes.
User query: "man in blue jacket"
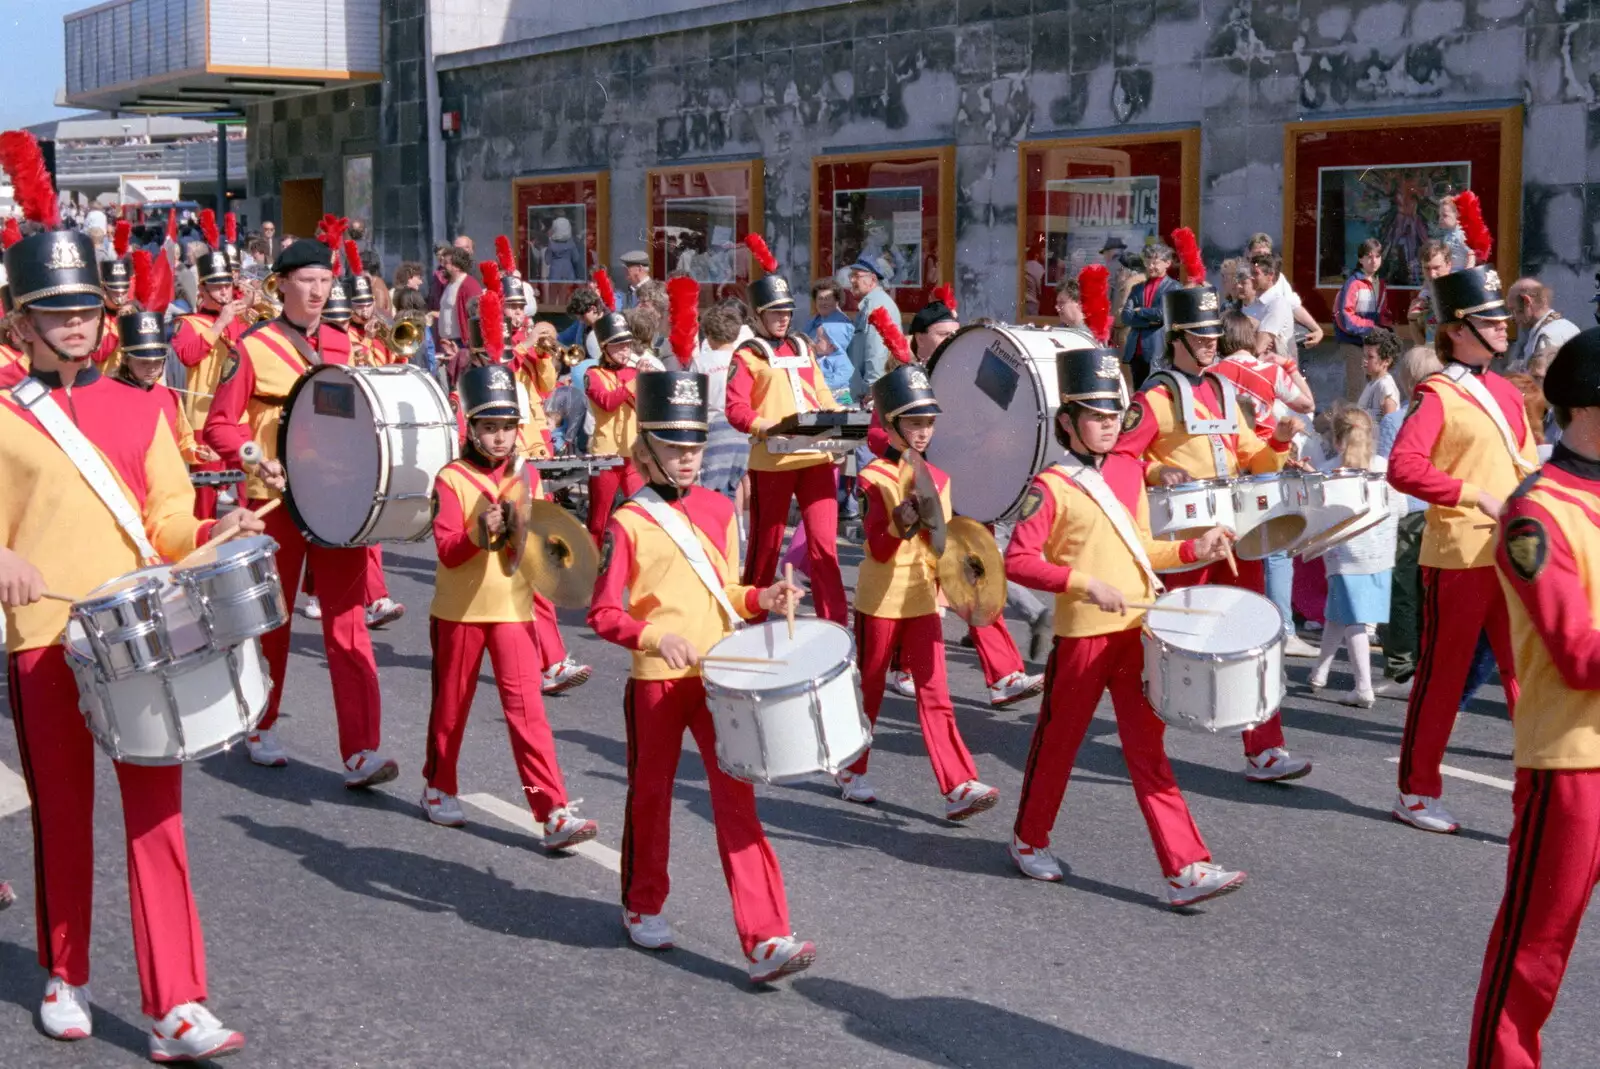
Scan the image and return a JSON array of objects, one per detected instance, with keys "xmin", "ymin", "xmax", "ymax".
[{"xmin": 1120, "ymin": 243, "xmax": 1179, "ymax": 387}]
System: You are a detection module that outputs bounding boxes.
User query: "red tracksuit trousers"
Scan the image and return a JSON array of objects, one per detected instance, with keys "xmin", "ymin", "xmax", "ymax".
[
  {"xmin": 892, "ymin": 615, "xmax": 1026, "ymax": 686},
  {"xmin": 621, "ymin": 676, "xmax": 791, "ymax": 956},
  {"xmin": 586, "ymin": 460, "xmax": 643, "ymax": 545},
  {"xmin": 1468, "ymin": 769, "xmax": 1600, "ymax": 1069},
  {"xmin": 1399, "ymin": 565, "xmax": 1519, "ymax": 798},
  {"xmin": 424, "ymin": 619, "xmax": 569, "ymax": 819},
  {"xmin": 301, "ymin": 544, "xmax": 389, "ymax": 603},
  {"xmin": 1015, "ymin": 631, "xmax": 1210, "ymax": 876},
  {"xmin": 255, "ymin": 501, "xmax": 383, "ymax": 761},
  {"xmin": 7, "ymin": 648, "xmax": 207, "ymax": 1019},
  {"xmin": 529, "ymin": 591, "xmax": 568, "ymax": 671},
  {"xmin": 1161, "ymin": 556, "xmax": 1286, "ymax": 757},
  {"xmin": 744, "ymin": 463, "xmax": 848, "ymax": 624},
  {"xmin": 849, "ymin": 612, "xmax": 980, "ymax": 794}
]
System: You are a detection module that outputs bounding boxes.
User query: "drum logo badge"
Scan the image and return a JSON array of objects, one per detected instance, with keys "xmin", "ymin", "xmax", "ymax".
[
  {"xmin": 1257, "ymin": 495, "xmax": 1268, "ymax": 509},
  {"xmin": 669, "ymin": 377, "xmax": 703, "ymax": 405},
  {"xmin": 48, "ymin": 238, "xmax": 87, "ymax": 270},
  {"xmin": 1184, "ymin": 504, "xmax": 1198, "ymax": 518}
]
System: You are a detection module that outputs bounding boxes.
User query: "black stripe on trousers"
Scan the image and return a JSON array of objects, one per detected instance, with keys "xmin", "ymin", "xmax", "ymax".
[
  {"xmin": 619, "ymin": 679, "xmax": 639, "ymax": 909},
  {"xmin": 1013, "ymin": 637, "xmax": 1063, "ymax": 839},
  {"xmin": 1399, "ymin": 566, "xmax": 1444, "ymax": 789},
  {"xmin": 1471, "ymin": 770, "xmax": 1554, "ymax": 1069},
  {"xmin": 7, "ymin": 653, "xmax": 52, "ymax": 970}
]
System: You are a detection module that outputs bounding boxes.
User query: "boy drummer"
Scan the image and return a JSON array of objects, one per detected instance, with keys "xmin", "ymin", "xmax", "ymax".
[
  {"xmin": 587, "ymin": 370, "xmax": 815, "ymax": 983},
  {"xmin": 422, "ymin": 362, "xmax": 598, "ymax": 849},
  {"xmin": 584, "ymin": 310, "xmax": 644, "ymax": 543},
  {"xmin": 839, "ymin": 363, "xmax": 1000, "ymax": 820},
  {"xmin": 1005, "ymin": 347, "xmax": 1246, "ymax": 906}
]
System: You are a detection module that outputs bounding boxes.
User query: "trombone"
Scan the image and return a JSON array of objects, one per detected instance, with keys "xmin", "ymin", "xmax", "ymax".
[
  {"xmin": 376, "ymin": 314, "xmax": 427, "ymax": 359},
  {"xmin": 534, "ymin": 337, "xmax": 587, "ymax": 369}
]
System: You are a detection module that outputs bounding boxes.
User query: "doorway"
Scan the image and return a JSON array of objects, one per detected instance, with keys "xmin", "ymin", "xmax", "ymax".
[{"xmin": 280, "ymin": 178, "xmax": 324, "ymax": 240}]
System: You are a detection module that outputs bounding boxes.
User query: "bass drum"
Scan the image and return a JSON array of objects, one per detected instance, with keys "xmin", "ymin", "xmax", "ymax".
[
  {"xmin": 279, "ymin": 363, "xmax": 459, "ymax": 546},
  {"xmin": 924, "ymin": 323, "xmax": 1099, "ymax": 523}
]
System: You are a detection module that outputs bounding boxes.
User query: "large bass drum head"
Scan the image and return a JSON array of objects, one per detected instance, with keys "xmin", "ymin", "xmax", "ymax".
[{"xmin": 280, "ymin": 366, "xmax": 381, "ymax": 546}]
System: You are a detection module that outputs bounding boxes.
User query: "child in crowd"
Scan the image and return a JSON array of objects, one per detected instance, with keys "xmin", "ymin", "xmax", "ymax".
[
  {"xmin": 1357, "ymin": 327, "xmax": 1404, "ymax": 423},
  {"xmin": 1311, "ymin": 407, "xmax": 1399, "ymax": 707},
  {"xmin": 812, "ymin": 320, "xmax": 855, "ymax": 406},
  {"xmin": 1437, "ymin": 196, "xmax": 1474, "ymax": 270}
]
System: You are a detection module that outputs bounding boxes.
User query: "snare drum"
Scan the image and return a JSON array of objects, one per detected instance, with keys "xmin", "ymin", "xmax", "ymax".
[
  {"xmin": 1291, "ymin": 469, "xmax": 1378, "ymax": 558},
  {"xmin": 1147, "ymin": 478, "xmax": 1236, "ymax": 541},
  {"xmin": 70, "ymin": 567, "xmax": 209, "ymax": 680},
  {"xmin": 701, "ymin": 619, "xmax": 871, "ymax": 784},
  {"xmin": 1296, "ymin": 473, "xmax": 1392, "ymax": 561},
  {"xmin": 1142, "ymin": 586, "xmax": 1285, "ymax": 734},
  {"xmin": 172, "ymin": 535, "xmax": 287, "ymax": 649},
  {"xmin": 924, "ymin": 323, "xmax": 1100, "ymax": 522},
  {"xmin": 1231, "ymin": 472, "xmax": 1310, "ymax": 560},
  {"xmin": 280, "ymin": 363, "xmax": 459, "ymax": 546}
]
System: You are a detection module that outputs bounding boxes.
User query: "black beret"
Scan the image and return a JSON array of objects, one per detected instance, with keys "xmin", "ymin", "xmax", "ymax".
[
  {"xmin": 272, "ymin": 239, "xmax": 334, "ymax": 275},
  {"xmin": 1544, "ymin": 327, "xmax": 1600, "ymax": 409},
  {"xmin": 910, "ymin": 301, "xmax": 957, "ymax": 335}
]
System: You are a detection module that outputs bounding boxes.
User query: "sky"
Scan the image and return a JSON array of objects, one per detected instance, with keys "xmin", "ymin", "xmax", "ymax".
[{"xmin": 0, "ymin": 2, "xmax": 98, "ymax": 131}]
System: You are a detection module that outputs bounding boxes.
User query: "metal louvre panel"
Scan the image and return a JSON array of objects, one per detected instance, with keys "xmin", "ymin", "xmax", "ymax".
[
  {"xmin": 342, "ymin": 0, "xmax": 380, "ymax": 71},
  {"xmin": 130, "ymin": 2, "xmax": 149, "ymax": 80},
  {"xmin": 269, "ymin": 0, "xmax": 334, "ymax": 69},
  {"xmin": 210, "ymin": 0, "xmax": 272, "ymax": 66}
]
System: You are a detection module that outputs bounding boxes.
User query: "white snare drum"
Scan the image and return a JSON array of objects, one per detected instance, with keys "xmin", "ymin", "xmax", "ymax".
[
  {"xmin": 1142, "ymin": 586, "xmax": 1285, "ymax": 734},
  {"xmin": 1291, "ymin": 469, "xmax": 1380, "ymax": 559},
  {"xmin": 70, "ymin": 567, "xmax": 208, "ymax": 680},
  {"xmin": 172, "ymin": 535, "xmax": 287, "ymax": 649},
  {"xmin": 701, "ymin": 619, "xmax": 870, "ymax": 784},
  {"xmin": 1231, "ymin": 472, "xmax": 1310, "ymax": 559},
  {"xmin": 1297, "ymin": 473, "xmax": 1392, "ymax": 561},
  {"xmin": 924, "ymin": 323, "xmax": 1100, "ymax": 523},
  {"xmin": 280, "ymin": 363, "xmax": 458, "ymax": 546},
  {"xmin": 1147, "ymin": 478, "xmax": 1235, "ymax": 541}
]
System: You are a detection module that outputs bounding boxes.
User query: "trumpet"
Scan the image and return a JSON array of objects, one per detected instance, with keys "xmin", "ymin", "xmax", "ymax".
[
  {"xmin": 242, "ymin": 274, "xmax": 281, "ymax": 325},
  {"xmin": 377, "ymin": 314, "xmax": 426, "ymax": 359},
  {"xmin": 534, "ymin": 337, "xmax": 587, "ymax": 369}
]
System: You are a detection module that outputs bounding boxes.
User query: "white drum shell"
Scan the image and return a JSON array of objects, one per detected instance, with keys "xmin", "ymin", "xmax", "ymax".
[
  {"xmin": 1297, "ymin": 474, "xmax": 1392, "ymax": 561},
  {"xmin": 1147, "ymin": 479, "xmax": 1236, "ymax": 541},
  {"xmin": 1291, "ymin": 470, "xmax": 1379, "ymax": 558},
  {"xmin": 702, "ymin": 619, "xmax": 871, "ymax": 784},
  {"xmin": 173, "ymin": 536, "xmax": 287, "ymax": 649},
  {"xmin": 1231, "ymin": 473, "xmax": 1310, "ymax": 560},
  {"xmin": 1141, "ymin": 586, "xmax": 1285, "ymax": 733}
]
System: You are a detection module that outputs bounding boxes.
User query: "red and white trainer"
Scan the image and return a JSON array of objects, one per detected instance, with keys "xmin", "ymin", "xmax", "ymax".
[
  {"xmin": 835, "ymin": 769, "xmax": 877, "ymax": 804},
  {"xmin": 244, "ymin": 727, "xmax": 288, "ymax": 768},
  {"xmin": 40, "ymin": 977, "xmax": 91, "ymax": 1041},
  {"xmin": 0, "ymin": 879, "xmax": 15, "ymax": 910},
  {"xmin": 889, "ymin": 670, "xmax": 916, "ymax": 698},
  {"xmin": 148, "ymin": 1002, "xmax": 244, "ymax": 1063},
  {"xmin": 420, "ymin": 787, "xmax": 466, "ymax": 827},
  {"xmin": 343, "ymin": 750, "xmax": 399, "ymax": 790},
  {"xmin": 1008, "ymin": 836, "xmax": 1063, "ymax": 881},
  {"xmin": 1392, "ymin": 792, "xmax": 1460, "ymax": 834},
  {"xmin": 542, "ymin": 657, "xmax": 592, "ymax": 695},
  {"xmin": 945, "ymin": 780, "xmax": 1000, "ymax": 821},
  {"xmin": 543, "ymin": 805, "xmax": 598, "ymax": 850},
  {"xmin": 1243, "ymin": 746, "xmax": 1312, "ymax": 783},
  {"xmin": 623, "ymin": 910, "xmax": 675, "ymax": 950},
  {"xmin": 1166, "ymin": 861, "xmax": 1246, "ymax": 908},
  {"xmin": 364, "ymin": 597, "xmax": 405, "ymax": 629},
  {"xmin": 748, "ymin": 935, "xmax": 816, "ymax": 983},
  {"xmin": 989, "ymin": 671, "xmax": 1045, "ymax": 708}
]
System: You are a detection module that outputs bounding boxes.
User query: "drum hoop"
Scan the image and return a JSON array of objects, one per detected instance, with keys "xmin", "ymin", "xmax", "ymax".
[
  {"xmin": 1140, "ymin": 628, "xmax": 1285, "ymax": 665},
  {"xmin": 278, "ymin": 364, "xmax": 343, "ymax": 547},
  {"xmin": 174, "ymin": 545, "xmax": 279, "ymax": 582},
  {"xmin": 702, "ymin": 621, "xmax": 857, "ymax": 699}
]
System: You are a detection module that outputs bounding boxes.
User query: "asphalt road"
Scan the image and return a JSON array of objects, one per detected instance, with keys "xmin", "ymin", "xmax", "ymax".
[{"xmin": 0, "ymin": 537, "xmax": 1591, "ymax": 1068}]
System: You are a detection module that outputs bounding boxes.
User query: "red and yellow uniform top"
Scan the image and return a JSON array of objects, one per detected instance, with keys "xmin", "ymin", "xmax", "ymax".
[
  {"xmin": 509, "ymin": 345, "xmax": 556, "ymax": 459},
  {"xmin": 136, "ymin": 378, "xmax": 206, "ymax": 466},
  {"xmin": 348, "ymin": 322, "xmax": 393, "ymax": 367},
  {"xmin": 510, "ymin": 329, "xmax": 559, "ymax": 399},
  {"xmin": 172, "ymin": 308, "xmax": 246, "ymax": 429},
  {"xmin": 430, "ymin": 455, "xmax": 547, "ymax": 624},
  {"xmin": 856, "ymin": 454, "xmax": 953, "ymax": 619},
  {"xmin": 0, "ymin": 365, "xmax": 213, "ymax": 650},
  {"xmin": 204, "ymin": 317, "xmax": 354, "ymax": 502},
  {"xmin": 1494, "ymin": 448, "xmax": 1600, "ymax": 769},
  {"xmin": 1389, "ymin": 366, "xmax": 1539, "ymax": 570},
  {"xmin": 1006, "ymin": 453, "xmax": 1199, "ymax": 639},
  {"xmin": 90, "ymin": 326, "xmax": 121, "ymax": 369},
  {"xmin": 0, "ymin": 342, "xmax": 29, "ymax": 388},
  {"xmin": 1113, "ymin": 370, "xmax": 1288, "ymax": 484},
  {"xmin": 585, "ymin": 363, "xmax": 638, "ymax": 458},
  {"xmin": 723, "ymin": 334, "xmax": 841, "ymax": 472},
  {"xmin": 588, "ymin": 484, "xmax": 764, "ymax": 680}
]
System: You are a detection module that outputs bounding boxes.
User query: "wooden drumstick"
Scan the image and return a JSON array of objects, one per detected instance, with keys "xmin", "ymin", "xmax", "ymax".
[
  {"xmin": 784, "ymin": 562, "xmax": 796, "ymax": 641},
  {"xmin": 39, "ymin": 591, "xmax": 77, "ymax": 603},
  {"xmin": 178, "ymin": 498, "xmax": 282, "ymax": 567},
  {"xmin": 1224, "ymin": 544, "xmax": 1239, "ymax": 578},
  {"xmin": 1125, "ymin": 601, "xmax": 1224, "ymax": 617},
  {"xmin": 702, "ymin": 655, "xmax": 792, "ymax": 666}
]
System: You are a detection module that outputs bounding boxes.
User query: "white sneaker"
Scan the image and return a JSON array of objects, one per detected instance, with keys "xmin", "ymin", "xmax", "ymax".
[
  {"xmin": 40, "ymin": 977, "xmax": 91, "ymax": 1041},
  {"xmin": 945, "ymin": 780, "xmax": 1000, "ymax": 821},
  {"xmin": 1283, "ymin": 635, "xmax": 1320, "ymax": 658},
  {"xmin": 1392, "ymin": 792, "xmax": 1460, "ymax": 834},
  {"xmin": 1008, "ymin": 837, "xmax": 1063, "ymax": 882},
  {"xmin": 989, "ymin": 670, "xmax": 1045, "ymax": 708},
  {"xmin": 420, "ymin": 787, "xmax": 466, "ymax": 827},
  {"xmin": 343, "ymin": 750, "xmax": 399, "ymax": 789},
  {"xmin": 623, "ymin": 910, "xmax": 675, "ymax": 950},
  {"xmin": 1308, "ymin": 669, "xmax": 1329, "ymax": 690},
  {"xmin": 301, "ymin": 595, "xmax": 322, "ymax": 620},
  {"xmin": 365, "ymin": 597, "xmax": 405, "ymax": 629},
  {"xmin": 835, "ymin": 769, "xmax": 877, "ymax": 804},
  {"xmin": 148, "ymin": 1001, "xmax": 244, "ymax": 1063},
  {"xmin": 1378, "ymin": 677, "xmax": 1415, "ymax": 700},
  {"xmin": 889, "ymin": 670, "xmax": 915, "ymax": 698},
  {"xmin": 1166, "ymin": 861, "xmax": 1247, "ymax": 908},
  {"xmin": 543, "ymin": 805, "xmax": 598, "ymax": 850},
  {"xmin": 747, "ymin": 935, "xmax": 816, "ymax": 983},
  {"xmin": 1244, "ymin": 747, "xmax": 1312, "ymax": 783},
  {"xmin": 244, "ymin": 728, "xmax": 288, "ymax": 768},
  {"xmin": 1334, "ymin": 688, "xmax": 1376, "ymax": 708},
  {"xmin": 541, "ymin": 657, "xmax": 592, "ymax": 695}
]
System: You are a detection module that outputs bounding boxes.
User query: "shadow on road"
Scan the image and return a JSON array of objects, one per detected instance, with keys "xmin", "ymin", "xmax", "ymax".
[{"xmin": 0, "ymin": 939, "xmax": 152, "ymax": 1060}]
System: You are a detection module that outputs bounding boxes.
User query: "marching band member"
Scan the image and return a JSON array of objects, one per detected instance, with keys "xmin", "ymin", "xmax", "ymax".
[
  {"xmin": 1468, "ymin": 329, "xmax": 1600, "ymax": 1067},
  {"xmin": 170, "ymin": 212, "xmax": 245, "ymax": 518},
  {"xmin": 724, "ymin": 235, "xmax": 849, "ymax": 624},
  {"xmin": 588, "ymin": 370, "xmax": 816, "ymax": 983},
  {"xmin": 112, "ymin": 307, "xmax": 220, "ymax": 474},
  {"xmin": 204, "ymin": 237, "xmax": 398, "ymax": 784},
  {"xmin": 0, "ymin": 217, "xmax": 29, "ymax": 387},
  {"xmin": 1388, "ymin": 266, "xmax": 1534, "ymax": 833},
  {"xmin": 1113, "ymin": 277, "xmax": 1313, "ymax": 783},
  {"xmin": 839, "ymin": 363, "xmax": 1000, "ymax": 819},
  {"xmin": 1004, "ymin": 346, "xmax": 1246, "ymax": 906},
  {"xmin": 584, "ymin": 309, "xmax": 644, "ymax": 542},
  {"xmin": 422, "ymin": 360, "xmax": 598, "ymax": 846},
  {"xmin": 345, "ymin": 242, "xmax": 392, "ymax": 367},
  {"xmin": 0, "ymin": 161, "xmax": 256, "ymax": 1060}
]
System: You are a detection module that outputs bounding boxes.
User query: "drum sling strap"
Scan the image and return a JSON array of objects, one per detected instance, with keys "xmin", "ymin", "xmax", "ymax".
[
  {"xmin": 1155, "ymin": 370, "xmax": 1238, "ymax": 479},
  {"xmin": 7, "ymin": 376, "xmax": 160, "ymax": 564},
  {"xmin": 1049, "ymin": 460, "xmax": 1163, "ymax": 596},
  {"xmin": 273, "ymin": 321, "xmax": 322, "ymax": 367},
  {"xmin": 632, "ymin": 487, "xmax": 742, "ymax": 627},
  {"xmin": 747, "ymin": 336, "xmax": 817, "ymax": 415},
  {"xmin": 1439, "ymin": 364, "xmax": 1538, "ymax": 475}
]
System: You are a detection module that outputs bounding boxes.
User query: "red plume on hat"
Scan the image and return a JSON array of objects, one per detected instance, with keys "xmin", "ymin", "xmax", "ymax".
[
  {"xmin": 0, "ymin": 130, "xmax": 61, "ymax": 229},
  {"xmin": 592, "ymin": 267, "xmax": 618, "ymax": 312},
  {"xmin": 868, "ymin": 306, "xmax": 913, "ymax": 366},
  {"xmin": 495, "ymin": 234, "xmax": 516, "ymax": 276},
  {"xmin": 149, "ymin": 250, "xmax": 176, "ymax": 314},
  {"xmin": 163, "ymin": 209, "xmax": 178, "ymax": 246},
  {"xmin": 224, "ymin": 211, "xmax": 237, "ymax": 244},
  {"xmin": 1455, "ymin": 190, "xmax": 1493, "ymax": 263},
  {"xmin": 1077, "ymin": 263, "xmax": 1112, "ymax": 345},
  {"xmin": 1171, "ymin": 227, "xmax": 1205, "ymax": 286},
  {"xmin": 667, "ymin": 275, "xmax": 700, "ymax": 368},
  {"xmin": 113, "ymin": 219, "xmax": 131, "ymax": 258},
  {"xmin": 132, "ymin": 248, "xmax": 155, "ymax": 310},
  {"xmin": 344, "ymin": 240, "xmax": 364, "ymax": 277},
  {"xmin": 1, "ymin": 217, "xmax": 21, "ymax": 250},
  {"xmin": 479, "ymin": 260, "xmax": 501, "ymax": 294},
  {"xmin": 743, "ymin": 233, "xmax": 778, "ymax": 276},
  {"xmin": 930, "ymin": 284, "xmax": 957, "ymax": 313},
  {"xmin": 478, "ymin": 286, "xmax": 505, "ymax": 361},
  {"xmin": 199, "ymin": 208, "xmax": 220, "ymax": 250}
]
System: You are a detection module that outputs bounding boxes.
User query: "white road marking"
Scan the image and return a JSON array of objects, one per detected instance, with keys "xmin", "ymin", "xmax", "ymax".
[
  {"xmin": 1384, "ymin": 756, "xmax": 1514, "ymax": 791},
  {"xmin": 460, "ymin": 792, "xmax": 622, "ymax": 873},
  {"xmin": 0, "ymin": 759, "xmax": 31, "ymax": 819}
]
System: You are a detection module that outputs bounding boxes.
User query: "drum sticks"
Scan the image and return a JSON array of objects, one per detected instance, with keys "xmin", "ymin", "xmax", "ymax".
[
  {"xmin": 178, "ymin": 499, "xmax": 282, "ymax": 568},
  {"xmin": 1125, "ymin": 602, "xmax": 1224, "ymax": 617},
  {"xmin": 784, "ymin": 562, "xmax": 797, "ymax": 641}
]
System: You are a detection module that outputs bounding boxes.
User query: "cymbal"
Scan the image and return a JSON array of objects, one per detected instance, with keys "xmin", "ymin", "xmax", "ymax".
[
  {"xmin": 521, "ymin": 500, "xmax": 599, "ymax": 608},
  {"xmin": 938, "ymin": 517, "xmax": 1005, "ymax": 629},
  {"xmin": 499, "ymin": 464, "xmax": 535, "ymax": 576},
  {"xmin": 908, "ymin": 449, "xmax": 946, "ymax": 557}
]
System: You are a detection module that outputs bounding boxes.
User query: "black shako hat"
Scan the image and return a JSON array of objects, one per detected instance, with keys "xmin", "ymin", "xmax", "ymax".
[
  {"xmin": 749, "ymin": 274, "xmax": 795, "ymax": 314},
  {"xmin": 872, "ymin": 362, "xmax": 941, "ymax": 421},
  {"xmin": 100, "ymin": 257, "xmax": 132, "ymax": 294},
  {"xmin": 1544, "ymin": 327, "xmax": 1600, "ymax": 410},
  {"xmin": 346, "ymin": 273, "xmax": 374, "ymax": 305},
  {"xmin": 197, "ymin": 250, "xmax": 233, "ymax": 285},
  {"xmin": 5, "ymin": 229, "xmax": 103, "ymax": 312},
  {"xmin": 1059, "ymin": 347, "xmax": 1129, "ymax": 414},
  {"xmin": 321, "ymin": 279, "xmax": 352, "ymax": 325},
  {"xmin": 1163, "ymin": 284, "xmax": 1224, "ymax": 337},
  {"xmin": 1431, "ymin": 265, "xmax": 1511, "ymax": 323},
  {"xmin": 458, "ymin": 362, "xmax": 522, "ymax": 422},
  {"xmin": 637, "ymin": 370, "xmax": 709, "ymax": 444},
  {"xmin": 593, "ymin": 311, "xmax": 633, "ymax": 347},
  {"xmin": 117, "ymin": 308, "xmax": 168, "ymax": 355}
]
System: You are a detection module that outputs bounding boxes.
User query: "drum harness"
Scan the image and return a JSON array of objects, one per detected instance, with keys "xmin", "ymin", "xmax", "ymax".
[
  {"xmin": 631, "ymin": 487, "xmax": 742, "ymax": 628},
  {"xmin": 1050, "ymin": 457, "xmax": 1164, "ymax": 596},
  {"xmin": 8, "ymin": 377, "xmax": 159, "ymax": 565},
  {"xmin": 746, "ymin": 335, "xmax": 827, "ymax": 455},
  {"xmin": 1153, "ymin": 369, "xmax": 1241, "ymax": 480},
  {"xmin": 1438, "ymin": 363, "xmax": 1538, "ymax": 475}
]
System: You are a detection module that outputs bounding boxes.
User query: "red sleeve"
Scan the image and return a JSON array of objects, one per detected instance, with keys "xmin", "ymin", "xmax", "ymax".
[
  {"xmin": 91, "ymin": 331, "xmax": 118, "ymax": 365},
  {"xmin": 866, "ymin": 408, "xmax": 890, "ymax": 458},
  {"xmin": 454, "ymin": 279, "xmax": 481, "ymax": 338},
  {"xmin": 1004, "ymin": 484, "xmax": 1073, "ymax": 594},
  {"xmin": 862, "ymin": 479, "xmax": 905, "ymax": 562},
  {"xmin": 1496, "ymin": 496, "xmax": 1600, "ymax": 689},
  {"xmin": 585, "ymin": 366, "xmax": 635, "ymax": 412},
  {"xmin": 171, "ymin": 319, "xmax": 213, "ymax": 369},
  {"xmin": 1387, "ymin": 386, "xmax": 1463, "ymax": 507},
  {"xmin": 1112, "ymin": 391, "xmax": 1160, "ymax": 461},
  {"xmin": 586, "ymin": 519, "xmax": 649, "ymax": 650},
  {"xmin": 202, "ymin": 349, "xmax": 255, "ymax": 463},
  {"xmin": 723, "ymin": 351, "xmax": 759, "ymax": 434},
  {"xmin": 432, "ymin": 479, "xmax": 480, "ymax": 568}
]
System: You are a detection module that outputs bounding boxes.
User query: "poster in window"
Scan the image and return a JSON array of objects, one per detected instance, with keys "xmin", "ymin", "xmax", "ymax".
[
  {"xmin": 1315, "ymin": 162, "xmax": 1471, "ymax": 290},
  {"xmin": 647, "ymin": 161, "xmax": 763, "ymax": 308},
  {"xmin": 524, "ymin": 202, "xmax": 588, "ymax": 283},
  {"xmin": 832, "ymin": 186, "xmax": 924, "ymax": 289},
  {"xmin": 813, "ymin": 148, "xmax": 953, "ymax": 316},
  {"xmin": 511, "ymin": 171, "xmax": 609, "ymax": 313}
]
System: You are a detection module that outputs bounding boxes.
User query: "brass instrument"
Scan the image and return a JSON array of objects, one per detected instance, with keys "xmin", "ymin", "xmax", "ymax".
[
  {"xmin": 376, "ymin": 314, "xmax": 426, "ymax": 359},
  {"xmin": 242, "ymin": 273, "xmax": 282, "ymax": 325},
  {"xmin": 534, "ymin": 337, "xmax": 587, "ymax": 369}
]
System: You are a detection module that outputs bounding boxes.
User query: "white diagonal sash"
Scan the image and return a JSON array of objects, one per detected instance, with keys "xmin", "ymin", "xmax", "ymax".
[
  {"xmin": 1156, "ymin": 370, "xmax": 1237, "ymax": 477},
  {"xmin": 631, "ymin": 487, "xmax": 741, "ymax": 627},
  {"xmin": 1049, "ymin": 459, "xmax": 1163, "ymax": 596},
  {"xmin": 1441, "ymin": 364, "xmax": 1537, "ymax": 474}
]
